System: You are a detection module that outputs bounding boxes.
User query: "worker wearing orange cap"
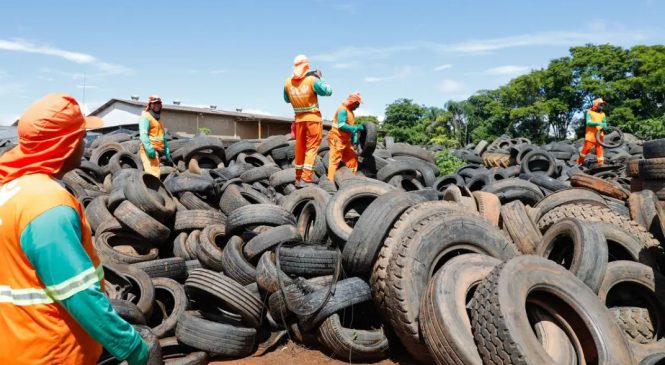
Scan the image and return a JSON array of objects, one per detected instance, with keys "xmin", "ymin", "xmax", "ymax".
[
  {"xmin": 577, "ymin": 98, "xmax": 608, "ymax": 166},
  {"xmin": 284, "ymin": 55, "xmax": 333, "ymax": 187},
  {"xmin": 327, "ymin": 92, "xmax": 364, "ymax": 180},
  {"xmin": 0, "ymin": 94, "xmax": 149, "ymax": 364},
  {"xmin": 139, "ymin": 95, "xmax": 170, "ymax": 177}
]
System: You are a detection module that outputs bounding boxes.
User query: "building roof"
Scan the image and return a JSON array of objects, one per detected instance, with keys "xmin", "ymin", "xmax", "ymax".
[{"xmin": 89, "ymin": 98, "xmax": 295, "ymax": 124}]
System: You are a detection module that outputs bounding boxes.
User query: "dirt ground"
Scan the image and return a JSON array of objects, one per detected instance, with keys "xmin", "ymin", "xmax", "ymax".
[{"xmin": 209, "ymin": 341, "xmax": 414, "ymax": 365}]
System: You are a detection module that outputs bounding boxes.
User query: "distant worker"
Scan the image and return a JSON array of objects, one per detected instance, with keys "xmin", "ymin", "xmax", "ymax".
[
  {"xmin": 139, "ymin": 95, "xmax": 171, "ymax": 177},
  {"xmin": 284, "ymin": 55, "xmax": 333, "ymax": 187},
  {"xmin": 577, "ymin": 98, "xmax": 607, "ymax": 166},
  {"xmin": 327, "ymin": 92, "xmax": 364, "ymax": 180},
  {"xmin": 0, "ymin": 94, "xmax": 149, "ymax": 365}
]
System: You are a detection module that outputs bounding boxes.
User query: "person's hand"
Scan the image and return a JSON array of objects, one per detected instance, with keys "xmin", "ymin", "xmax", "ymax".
[
  {"xmin": 601, "ymin": 122, "xmax": 608, "ymax": 129},
  {"xmin": 356, "ymin": 124, "xmax": 365, "ymax": 132},
  {"xmin": 146, "ymin": 148, "xmax": 156, "ymax": 159},
  {"xmin": 165, "ymin": 148, "xmax": 172, "ymax": 162},
  {"xmin": 313, "ymin": 70, "xmax": 322, "ymax": 78},
  {"xmin": 352, "ymin": 132, "xmax": 359, "ymax": 145}
]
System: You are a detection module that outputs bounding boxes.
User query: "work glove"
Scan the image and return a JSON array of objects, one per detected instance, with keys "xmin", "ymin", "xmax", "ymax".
[
  {"xmin": 601, "ymin": 122, "xmax": 608, "ymax": 129},
  {"xmin": 146, "ymin": 145, "xmax": 156, "ymax": 159},
  {"xmin": 352, "ymin": 132, "xmax": 359, "ymax": 145},
  {"xmin": 356, "ymin": 124, "xmax": 365, "ymax": 132},
  {"xmin": 165, "ymin": 145, "xmax": 172, "ymax": 162}
]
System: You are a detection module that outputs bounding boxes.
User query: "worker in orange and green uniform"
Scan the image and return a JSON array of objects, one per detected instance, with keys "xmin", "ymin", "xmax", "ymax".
[
  {"xmin": 576, "ymin": 98, "xmax": 608, "ymax": 166},
  {"xmin": 139, "ymin": 95, "xmax": 170, "ymax": 177},
  {"xmin": 0, "ymin": 94, "xmax": 149, "ymax": 365},
  {"xmin": 284, "ymin": 55, "xmax": 332, "ymax": 187},
  {"xmin": 327, "ymin": 92, "xmax": 364, "ymax": 180}
]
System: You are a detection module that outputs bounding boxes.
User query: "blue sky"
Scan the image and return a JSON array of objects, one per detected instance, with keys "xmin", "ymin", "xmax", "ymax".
[{"xmin": 1, "ymin": 0, "xmax": 664, "ymax": 125}]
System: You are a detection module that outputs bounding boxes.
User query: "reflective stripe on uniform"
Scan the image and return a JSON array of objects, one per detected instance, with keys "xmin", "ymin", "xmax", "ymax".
[
  {"xmin": 303, "ymin": 164, "xmax": 314, "ymax": 170},
  {"xmin": 0, "ymin": 265, "xmax": 103, "ymax": 305},
  {"xmin": 293, "ymin": 104, "xmax": 319, "ymax": 113},
  {"xmin": 294, "ymin": 164, "xmax": 304, "ymax": 170}
]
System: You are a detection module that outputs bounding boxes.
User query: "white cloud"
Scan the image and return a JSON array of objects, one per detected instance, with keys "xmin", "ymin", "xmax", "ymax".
[
  {"xmin": 438, "ymin": 79, "xmax": 465, "ymax": 94},
  {"xmin": 0, "ymin": 38, "xmax": 132, "ymax": 75},
  {"xmin": 0, "ymin": 113, "xmax": 19, "ymax": 126},
  {"xmin": 434, "ymin": 64, "xmax": 452, "ymax": 71},
  {"xmin": 485, "ymin": 65, "xmax": 531, "ymax": 76},
  {"xmin": 364, "ymin": 66, "xmax": 414, "ymax": 83}
]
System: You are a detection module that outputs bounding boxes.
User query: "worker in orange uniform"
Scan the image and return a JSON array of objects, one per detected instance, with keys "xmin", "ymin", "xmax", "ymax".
[
  {"xmin": 0, "ymin": 94, "xmax": 149, "ymax": 365},
  {"xmin": 284, "ymin": 55, "xmax": 333, "ymax": 187},
  {"xmin": 139, "ymin": 95, "xmax": 171, "ymax": 177},
  {"xmin": 327, "ymin": 92, "xmax": 364, "ymax": 180},
  {"xmin": 576, "ymin": 98, "xmax": 608, "ymax": 166}
]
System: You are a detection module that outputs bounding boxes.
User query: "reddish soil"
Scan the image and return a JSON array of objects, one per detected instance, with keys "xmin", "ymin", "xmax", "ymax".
[{"xmin": 209, "ymin": 341, "xmax": 415, "ymax": 365}]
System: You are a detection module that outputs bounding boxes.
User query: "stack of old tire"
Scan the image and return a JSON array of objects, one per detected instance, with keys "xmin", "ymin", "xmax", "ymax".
[
  {"xmin": 629, "ymin": 138, "xmax": 665, "ymax": 200},
  {"xmin": 72, "ymin": 126, "xmax": 665, "ymax": 365}
]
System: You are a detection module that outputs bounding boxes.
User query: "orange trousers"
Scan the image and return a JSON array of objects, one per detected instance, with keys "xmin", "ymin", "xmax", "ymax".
[
  {"xmin": 139, "ymin": 145, "xmax": 161, "ymax": 177},
  {"xmin": 577, "ymin": 140, "xmax": 604, "ymax": 165},
  {"xmin": 294, "ymin": 121, "xmax": 322, "ymax": 182},
  {"xmin": 327, "ymin": 135, "xmax": 358, "ymax": 180}
]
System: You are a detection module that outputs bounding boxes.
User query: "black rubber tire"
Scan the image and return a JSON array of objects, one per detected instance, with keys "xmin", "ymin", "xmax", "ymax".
[
  {"xmin": 384, "ymin": 213, "xmax": 518, "ymax": 363},
  {"xmin": 175, "ymin": 311, "xmax": 256, "ymax": 357},
  {"xmin": 520, "ymin": 149, "xmax": 556, "ymax": 177},
  {"xmin": 255, "ymin": 252, "xmax": 292, "ymax": 295},
  {"xmin": 225, "ymin": 140, "xmax": 257, "ymax": 163},
  {"xmin": 110, "ymin": 299, "xmax": 147, "ymax": 325},
  {"xmin": 159, "ymin": 336, "xmax": 208, "ymax": 364},
  {"xmin": 185, "ymin": 269, "xmax": 263, "ymax": 328},
  {"xmin": 85, "ymin": 195, "xmax": 113, "ymax": 233},
  {"xmin": 173, "ymin": 210, "xmax": 225, "ymax": 232},
  {"xmin": 105, "ymin": 263, "xmax": 156, "ymax": 317},
  {"xmin": 113, "ymin": 200, "xmax": 171, "ymax": 244},
  {"xmin": 269, "ymin": 168, "xmax": 296, "ymax": 188},
  {"xmin": 178, "ymin": 191, "xmax": 215, "ymax": 211},
  {"xmin": 90, "ymin": 142, "xmax": 124, "ymax": 168},
  {"xmin": 520, "ymin": 173, "xmax": 570, "ymax": 192},
  {"xmin": 387, "ymin": 143, "xmax": 434, "ymax": 163},
  {"xmin": 434, "ymin": 174, "xmax": 466, "ymax": 191},
  {"xmin": 342, "ymin": 191, "xmax": 427, "ymax": 275},
  {"xmin": 465, "ymin": 172, "xmax": 495, "ymax": 192},
  {"xmin": 242, "ymin": 225, "xmax": 302, "ymax": 262},
  {"xmin": 194, "ymin": 224, "xmax": 228, "ymax": 271},
  {"xmin": 149, "ymin": 277, "xmax": 189, "ymax": 339},
  {"xmin": 500, "ymin": 200, "xmax": 542, "ymax": 254},
  {"xmin": 317, "ymin": 312, "xmax": 389, "ymax": 362},
  {"xmin": 107, "ymin": 151, "xmax": 143, "ymax": 174},
  {"xmin": 132, "ymin": 258, "xmax": 187, "ymax": 280},
  {"xmin": 532, "ymin": 188, "xmax": 607, "ymax": 222},
  {"xmin": 537, "ymin": 203, "xmax": 662, "ymax": 250},
  {"xmin": 296, "ymin": 199, "xmax": 328, "ymax": 243},
  {"xmin": 470, "ymin": 255, "xmax": 634, "ymax": 365},
  {"xmin": 277, "ymin": 245, "xmax": 338, "ymax": 277},
  {"xmin": 124, "ymin": 172, "xmax": 177, "ymax": 222},
  {"xmin": 536, "ymin": 218, "xmax": 608, "ymax": 292},
  {"xmin": 239, "ymin": 165, "xmax": 281, "ymax": 184},
  {"xmin": 94, "ymin": 231, "xmax": 159, "ymax": 265},
  {"xmin": 256, "ymin": 135, "xmax": 290, "ymax": 155},
  {"xmin": 357, "ymin": 121, "xmax": 377, "ymax": 158},
  {"xmin": 295, "ymin": 277, "xmax": 372, "ymax": 332},
  {"xmin": 593, "ymin": 222, "xmax": 660, "ymax": 269},
  {"xmin": 482, "ymin": 178, "xmax": 544, "ymax": 206},
  {"xmin": 270, "ymin": 142, "xmax": 296, "ymax": 161},
  {"xmin": 325, "ymin": 182, "xmax": 395, "ymax": 243},
  {"xmin": 420, "ymin": 254, "xmax": 501, "ymax": 365},
  {"xmin": 220, "ymin": 236, "xmax": 257, "ymax": 285},
  {"xmin": 370, "ymin": 201, "xmax": 470, "ymax": 318},
  {"xmin": 225, "ymin": 204, "xmax": 296, "ymax": 236},
  {"xmin": 629, "ymin": 190, "xmax": 665, "ymax": 239},
  {"xmin": 644, "ymin": 139, "xmax": 665, "ymax": 159},
  {"xmin": 598, "ymin": 261, "xmax": 665, "ymax": 354},
  {"xmin": 218, "ymin": 184, "xmax": 250, "ymax": 215}
]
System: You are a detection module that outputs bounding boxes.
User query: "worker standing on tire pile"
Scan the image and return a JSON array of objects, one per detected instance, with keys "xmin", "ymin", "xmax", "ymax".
[
  {"xmin": 139, "ymin": 95, "xmax": 171, "ymax": 177},
  {"xmin": 0, "ymin": 94, "xmax": 149, "ymax": 365},
  {"xmin": 284, "ymin": 55, "xmax": 333, "ymax": 187},
  {"xmin": 327, "ymin": 92, "xmax": 364, "ymax": 180},
  {"xmin": 577, "ymin": 98, "xmax": 608, "ymax": 166}
]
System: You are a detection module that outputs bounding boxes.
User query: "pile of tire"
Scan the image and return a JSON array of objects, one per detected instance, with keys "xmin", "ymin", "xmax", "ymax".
[{"xmin": 69, "ymin": 127, "xmax": 665, "ymax": 364}]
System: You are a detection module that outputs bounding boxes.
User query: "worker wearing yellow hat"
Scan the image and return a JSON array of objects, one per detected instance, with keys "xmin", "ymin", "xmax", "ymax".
[
  {"xmin": 139, "ymin": 95, "xmax": 171, "ymax": 177},
  {"xmin": 577, "ymin": 98, "xmax": 608, "ymax": 166}
]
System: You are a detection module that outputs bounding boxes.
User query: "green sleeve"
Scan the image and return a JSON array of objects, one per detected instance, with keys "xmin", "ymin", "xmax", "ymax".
[
  {"xmin": 336, "ymin": 109, "xmax": 356, "ymax": 133},
  {"xmin": 313, "ymin": 78, "xmax": 332, "ymax": 97},
  {"xmin": 283, "ymin": 87, "xmax": 290, "ymax": 103},
  {"xmin": 139, "ymin": 116, "xmax": 155, "ymax": 154},
  {"xmin": 20, "ymin": 205, "xmax": 147, "ymax": 363}
]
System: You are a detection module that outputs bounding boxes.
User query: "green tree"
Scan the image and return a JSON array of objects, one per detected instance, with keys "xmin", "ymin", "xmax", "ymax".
[
  {"xmin": 355, "ymin": 115, "xmax": 379, "ymax": 125},
  {"xmin": 382, "ymin": 99, "xmax": 429, "ymax": 144}
]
